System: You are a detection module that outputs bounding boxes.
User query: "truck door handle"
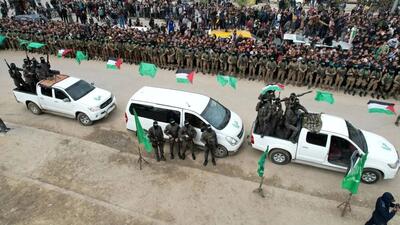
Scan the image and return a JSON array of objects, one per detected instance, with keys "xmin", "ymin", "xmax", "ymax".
[
  {"xmin": 303, "ymin": 146, "xmax": 309, "ymax": 149},
  {"xmin": 40, "ymin": 97, "xmax": 44, "ymax": 100}
]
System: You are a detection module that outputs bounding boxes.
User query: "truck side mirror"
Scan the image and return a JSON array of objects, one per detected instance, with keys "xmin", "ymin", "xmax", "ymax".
[
  {"xmin": 91, "ymin": 82, "xmax": 95, "ymax": 86},
  {"xmin": 63, "ymin": 98, "xmax": 70, "ymax": 102}
]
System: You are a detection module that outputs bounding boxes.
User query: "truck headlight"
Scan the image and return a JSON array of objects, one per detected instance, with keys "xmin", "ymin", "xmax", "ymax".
[
  {"xmin": 225, "ymin": 136, "xmax": 238, "ymax": 146},
  {"xmin": 89, "ymin": 106, "xmax": 101, "ymax": 112}
]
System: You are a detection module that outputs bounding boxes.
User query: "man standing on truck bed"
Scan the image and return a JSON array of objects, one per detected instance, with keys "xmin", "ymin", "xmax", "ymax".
[{"xmin": 201, "ymin": 124, "xmax": 217, "ymax": 166}]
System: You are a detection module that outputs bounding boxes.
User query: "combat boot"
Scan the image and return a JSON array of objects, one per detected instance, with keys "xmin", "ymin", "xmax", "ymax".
[
  {"xmin": 192, "ymin": 153, "xmax": 196, "ymax": 160},
  {"xmin": 203, "ymin": 160, "xmax": 208, "ymax": 166},
  {"xmin": 212, "ymin": 159, "xmax": 216, "ymax": 166}
]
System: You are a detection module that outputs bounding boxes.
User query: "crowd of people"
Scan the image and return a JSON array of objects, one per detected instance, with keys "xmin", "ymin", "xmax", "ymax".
[{"xmin": 1, "ymin": 0, "xmax": 400, "ymax": 100}]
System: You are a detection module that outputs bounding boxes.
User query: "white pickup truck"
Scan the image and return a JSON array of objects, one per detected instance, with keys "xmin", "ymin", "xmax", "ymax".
[
  {"xmin": 13, "ymin": 74, "xmax": 116, "ymax": 126},
  {"xmin": 250, "ymin": 113, "xmax": 399, "ymax": 184}
]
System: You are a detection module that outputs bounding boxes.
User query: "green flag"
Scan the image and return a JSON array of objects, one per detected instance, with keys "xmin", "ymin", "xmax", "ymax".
[
  {"xmin": 341, "ymin": 153, "xmax": 368, "ymax": 194},
  {"xmin": 0, "ymin": 35, "xmax": 6, "ymax": 46},
  {"xmin": 217, "ymin": 74, "xmax": 237, "ymax": 89},
  {"xmin": 27, "ymin": 42, "xmax": 46, "ymax": 49},
  {"xmin": 139, "ymin": 62, "xmax": 157, "ymax": 78},
  {"xmin": 315, "ymin": 90, "xmax": 335, "ymax": 104},
  {"xmin": 133, "ymin": 109, "xmax": 152, "ymax": 153},
  {"xmin": 18, "ymin": 39, "xmax": 30, "ymax": 46},
  {"xmin": 76, "ymin": 51, "xmax": 88, "ymax": 64},
  {"xmin": 257, "ymin": 146, "xmax": 269, "ymax": 177}
]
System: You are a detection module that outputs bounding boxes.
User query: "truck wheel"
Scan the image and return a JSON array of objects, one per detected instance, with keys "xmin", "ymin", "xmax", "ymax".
[
  {"xmin": 77, "ymin": 113, "xmax": 93, "ymax": 126},
  {"xmin": 214, "ymin": 145, "xmax": 228, "ymax": 158},
  {"xmin": 361, "ymin": 169, "xmax": 382, "ymax": 184},
  {"xmin": 27, "ymin": 102, "xmax": 42, "ymax": 115},
  {"xmin": 269, "ymin": 149, "xmax": 291, "ymax": 165}
]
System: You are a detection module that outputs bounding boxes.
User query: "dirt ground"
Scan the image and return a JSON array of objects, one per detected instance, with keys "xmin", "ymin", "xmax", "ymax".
[{"xmin": 1, "ymin": 124, "xmax": 392, "ymax": 225}]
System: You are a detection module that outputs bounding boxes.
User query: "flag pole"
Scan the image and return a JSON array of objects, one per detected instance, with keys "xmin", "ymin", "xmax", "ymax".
[
  {"xmin": 253, "ymin": 176, "xmax": 265, "ymax": 198},
  {"xmin": 137, "ymin": 143, "xmax": 149, "ymax": 170},
  {"xmin": 337, "ymin": 192, "xmax": 352, "ymax": 217}
]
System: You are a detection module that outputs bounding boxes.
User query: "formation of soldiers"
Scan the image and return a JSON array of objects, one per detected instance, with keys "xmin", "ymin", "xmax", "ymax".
[
  {"xmin": 148, "ymin": 119, "xmax": 218, "ymax": 166},
  {"xmin": 255, "ymin": 90, "xmax": 310, "ymax": 143},
  {"xmin": 1, "ymin": 3, "xmax": 400, "ymax": 100},
  {"xmin": 6, "ymin": 55, "xmax": 60, "ymax": 93}
]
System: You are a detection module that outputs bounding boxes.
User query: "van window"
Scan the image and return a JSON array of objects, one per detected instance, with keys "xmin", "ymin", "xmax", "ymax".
[
  {"xmin": 306, "ymin": 132, "xmax": 328, "ymax": 147},
  {"xmin": 40, "ymin": 86, "xmax": 52, "ymax": 97},
  {"xmin": 185, "ymin": 113, "xmax": 206, "ymax": 129},
  {"xmin": 130, "ymin": 103, "xmax": 181, "ymax": 123}
]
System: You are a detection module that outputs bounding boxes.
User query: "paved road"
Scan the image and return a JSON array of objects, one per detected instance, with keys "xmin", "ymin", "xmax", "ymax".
[{"xmin": 0, "ymin": 50, "xmax": 399, "ymax": 208}]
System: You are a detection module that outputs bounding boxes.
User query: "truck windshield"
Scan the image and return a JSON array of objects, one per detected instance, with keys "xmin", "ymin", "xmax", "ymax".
[
  {"xmin": 346, "ymin": 121, "xmax": 368, "ymax": 153},
  {"xmin": 200, "ymin": 99, "xmax": 231, "ymax": 130},
  {"xmin": 65, "ymin": 80, "xmax": 95, "ymax": 101}
]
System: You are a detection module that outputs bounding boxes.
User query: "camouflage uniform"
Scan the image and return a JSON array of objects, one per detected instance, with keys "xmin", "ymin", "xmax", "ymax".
[
  {"xmin": 194, "ymin": 49, "xmax": 202, "ymax": 72},
  {"xmin": 297, "ymin": 61, "xmax": 308, "ymax": 86},
  {"xmin": 286, "ymin": 59, "xmax": 298, "ymax": 85},
  {"xmin": 366, "ymin": 69, "xmax": 381, "ymax": 97},
  {"xmin": 344, "ymin": 66, "xmax": 357, "ymax": 94},
  {"xmin": 266, "ymin": 58, "xmax": 277, "ymax": 82},
  {"xmin": 334, "ymin": 65, "xmax": 347, "ymax": 91},
  {"xmin": 211, "ymin": 51, "xmax": 219, "ymax": 74},
  {"xmin": 276, "ymin": 59, "xmax": 288, "ymax": 83},
  {"xmin": 389, "ymin": 75, "xmax": 400, "ymax": 99},
  {"xmin": 177, "ymin": 47, "xmax": 185, "ymax": 68},
  {"xmin": 355, "ymin": 67, "xmax": 370, "ymax": 96},
  {"xmin": 306, "ymin": 60, "xmax": 316, "ymax": 88},
  {"xmin": 219, "ymin": 51, "xmax": 228, "ymax": 72},
  {"xmin": 314, "ymin": 63, "xmax": 326, "ymax": 88},
  {"xmin": 185, "ymin": 49, "xmax": 194, "ymax": 70},
  {"xmin": 257, "ymin": 56, "xmax": 268, "ymax": 81},
  {"xmin": 201, "ymin": 51, "xmax": 210, "ymax": 74},
  {"xmin": 167, "ymin": 47, "xmax": 176, "ymax": 70},
  {"xmin": 324, "ymin": 65, "xmax": 336, "ymax": 89},
  {"xmin": 248, "ymin": 55, "xmax": 258, "ymax": 80},
  {"xmin": 227, "ymin": 53, "xmax": 237, "ymax": 76},
  {"xmin": 238, "ymin": 53, "xmax": 248, "ymax": 78},
  {"xmin": 159, "ymin": 47, "xmax": 167, "ymax": 69}
]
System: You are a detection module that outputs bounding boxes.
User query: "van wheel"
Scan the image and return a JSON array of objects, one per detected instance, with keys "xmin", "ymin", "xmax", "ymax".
[
  {"xmin": 361, "ymin": 169, "xmax": 382, "ymax": 184},
  {"xmin": 269, "ymin": 149, "xmax": 291, "ymax": 165},
  {"xmin": 214, "ymin": 145, "xmax": 228, "ymax": 158},
  {"xmin": 27, "ymin": 102, "xmax": 42, "ymax": 115},
  {"xmin": 77, "ymin": 113, "xmax": 93, "ymax": 126}
]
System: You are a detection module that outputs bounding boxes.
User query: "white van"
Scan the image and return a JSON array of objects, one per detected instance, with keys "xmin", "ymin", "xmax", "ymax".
[{"xmin": 125, "ymin": 86, "xmax": 245, "ymax": 157}]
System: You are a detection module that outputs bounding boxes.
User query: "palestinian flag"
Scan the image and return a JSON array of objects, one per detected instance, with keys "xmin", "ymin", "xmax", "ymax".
[
  {"xmin": 261, "ymin": 83, "xmax": 285, "ymax": 94},
  {"xmin": 176, "ymin": 69, "xmax": 195, "ymax": 84},
  {"xmin": 57, "ymin": 49, "xmax": 72, "ymax": 58},
  {"xmin": 367, "ymin": 100, "xmax": 395, "ymax": 115},
  {"xmin": 106, "ymin": 58, "xmax": 123, "ymax": 70}
]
